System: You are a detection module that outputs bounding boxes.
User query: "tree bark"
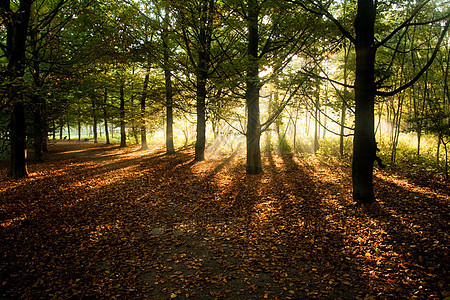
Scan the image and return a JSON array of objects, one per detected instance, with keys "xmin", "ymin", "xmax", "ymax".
[
  {"xmin": 140, "ymin": 74, "xmax": 149, "ymax": 150},
  {"xmin": 163, "ymin": 28, "xmax": 175, "ymax": 154},
  {"xmin": 194, "ymin": 0, "xmax": 213, "ymax": 161},
  {"xmin": 9, "ymin": 102, "xmax": 28, "ymax": 178},
  {"xmin": 67, "ymin": 121, "xmax": 71, "ymax": 140},
  {"xmin": 92, "ymin": 99, "xmax": 98, "ymax": 143},
  {"xmin": 195, "ymin": 69, "xmax": 207, "ymax": 161},
  {"xmin": 314, "ymin": 86, "xmax": 320, "ymax": 154},
  {"xmin": 245, "ymin": 0, "xmax": 262, "ymax": 174},
  {"xmin": 103, "ymin": 88, "xmax": 110, "ymax": 145},
  {"xmin": 340, "ymin": 42, "xmax": 349, "ymax": 158},
  {"xmin": 32, "ymin": 94, "xmax": 44, "ymax": 162},
  {"xmin": 120, "ymin": 81, "xmax": 127, "ymax": 147},
  {"xmin": 352, "ymin": 0, "xmax": 377, "ymax": 203},
  {"xmin": 4, "ymin": 0, "xmax": 32, "ymax": 178}
]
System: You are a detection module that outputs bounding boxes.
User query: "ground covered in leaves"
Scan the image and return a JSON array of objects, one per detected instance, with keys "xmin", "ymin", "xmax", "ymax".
[{"xmin": 0, "ymin": 141, "xmax": 449, "ymax": 299}]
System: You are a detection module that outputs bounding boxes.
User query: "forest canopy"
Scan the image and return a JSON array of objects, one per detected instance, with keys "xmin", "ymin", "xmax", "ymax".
[{"xmin": 1, "ymin": 0, "xmax": 449, "ymax": 203}]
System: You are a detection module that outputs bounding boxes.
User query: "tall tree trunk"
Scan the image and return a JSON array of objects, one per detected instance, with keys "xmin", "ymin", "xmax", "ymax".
[
  {"xmin": 78, "ymin": 119, "xmax": 81, "ymax": 141},
  {"xmin": 31, "ymin": 64, "xmax": 45, "ymax": 161},
  {"xmin": 67, "ymin": 122, "xmax": 70, "ymax": 140},
  {"xmin": 194, "ymin": 1, "xmax": 213, "ymax": 161},
  {"xmin": 195, "ymin": 59, "xmax": 207, "ymax": 161},
  {"xmin": 32, "ymin": 94, "xmax": 44, "ymax": 162},
  {"xmin": 92, "ymin": 99, "xmax": 98, "ymax": 143},
  {"xmin": 314, "ymin": 86, "xmax": 320, "ymax": 154},
  {"xmin": 140, "ymin": 74, "xmax": 149, "ymax": 150},
  {"xmin": 339, "ymin": 45, "xmax": 348, "ymax": 158},
  {"xmin": 293, "ymin": 105, "xmax": 299, "ymax": 152},
  {"xmin": 120, "ymin": 81, "xmax": 126, "ymax": 147},
  {"xmin": 42, "ymin": 100, "xmax": 48, "ymax": 152},
  {"xmin": 9, "ymin": 102, "xmax": 27, "ymax": 178},
  {"xmin": 4, "ymin": 0, "xmax": 32, "ymax": 178},
  {"xmin": 245, "ymin": 0, "xmax": 262, "ymax": 174},
  {"xmin": 352, "ymin": 0, "xmax": 377, "ymax": 204},
  {"xmin": 103, "ymin": 88, "xmax": 110, "ymax": 145},
  {"xmin": 163, "ymin": 28, "xmax": 175, "ymax": 154},
  {"xmin": 52, "ymin": 119, "xmax": 56, "ymax": 140}
]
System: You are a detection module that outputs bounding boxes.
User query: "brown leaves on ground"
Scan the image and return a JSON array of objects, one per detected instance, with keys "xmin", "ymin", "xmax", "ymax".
[{"xmin": 0, "ymin": 142, "xmax": 448, "ymax": 299}]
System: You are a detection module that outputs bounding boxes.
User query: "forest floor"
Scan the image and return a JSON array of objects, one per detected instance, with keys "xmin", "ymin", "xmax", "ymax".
[{"xmin": 0, "ymin": 141, "xmax": 449, "ymax": 299}]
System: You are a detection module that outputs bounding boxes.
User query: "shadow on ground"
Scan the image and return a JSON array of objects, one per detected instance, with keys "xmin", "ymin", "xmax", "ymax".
[{"xmin": 0, "ymin": 142, "xmax": 448, "ymax": 299}]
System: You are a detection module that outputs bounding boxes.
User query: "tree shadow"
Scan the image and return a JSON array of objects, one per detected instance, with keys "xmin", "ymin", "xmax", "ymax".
[{"xmin": 2, "ymin": 142, "xmax": 445, "ymax": 298}]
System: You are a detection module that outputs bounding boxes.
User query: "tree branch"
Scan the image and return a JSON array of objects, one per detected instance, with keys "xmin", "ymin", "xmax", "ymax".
[
  {"xmin": 377, "ymin": 20, "xmax": 450, "ymax": 97},
  {"xmin": 376, "ymin": 0, "xmax": 432, "ymax": 47}
]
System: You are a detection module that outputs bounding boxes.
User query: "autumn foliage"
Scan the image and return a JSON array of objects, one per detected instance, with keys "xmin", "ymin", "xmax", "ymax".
[{"xmin": 0, "ymin": 142, "xmax": 448, "ymax": 298}]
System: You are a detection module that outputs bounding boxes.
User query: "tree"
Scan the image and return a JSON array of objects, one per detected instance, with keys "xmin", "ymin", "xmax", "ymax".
[
  {"xmin": 174, "ymin": 0, "xmax": 215, "ymax": 161},
  {"xmin": 1, "ymin": 0, "xmax": 33, "ymax": 178},
  {"xmin": 353, "ymin": 0, "xmax": 448, "ymax": 203},
  {"xmin": 292, "ymin": 0, "xmax": 449, "ymax": 203},
  {"xmin": 162, "ymin": 25, "xmax": 175, "ymax": 154},
  {"xmin": 231, "ymin": 0, "xmax": 318, "ymax": 174},
  {"xmin": 140, "ymin": 73, "xmax": 150, "ymax": 150}
]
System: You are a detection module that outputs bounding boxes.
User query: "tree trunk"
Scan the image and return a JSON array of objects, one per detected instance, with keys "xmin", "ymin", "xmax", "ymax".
[
  {"xmin": 67, "ymin": 121, "xmax": 71, "ymax": 140},
  {"xmin": 103, "ymin": 88, "xmax": 110, "ymax": 145},
  {"xmin": 92, "ymin": 99, "xmax": 98, "ymax": 143},
  {"xmin": 32, "ymin": 94, "xmax": 44, "ymax": 162},
  {"xmin": 245, "ymin": 0, "xmax": 262, "ymax": 174},
  {"xmin": 120, "ymin": 81, "xmax": 126, "ymax": 147},
  {"xmin": 194, "ymin": 1, "xmax": 213, "ymax": 161},
  {"xmin": 9, "ymin": 101, "xmax": 28, "ymax": 178},
  {"xmin": 4, "ymin": 0, "xmax": 32, "ymax": 178},
  {"xmin": 195, "ymin": 71, "xmax": 207, "ymax": 161},
  {"xmin": 52, "ymin": 119, "xmax": 56, "ymax": 140},
  {"xmin": 352, "ymin": 0, "xmax": 377, "ymax": 204},
  {"xmin": 78, "ymin": 119, "xmax": 81, "ymax": 141},
  {"xmin": 163, "ymin": 28, "xmax": 175, "ymax": 154},
  {"xmin": 314, "ymin": 86, "xmax": 320, "ymax": 154},
  {"xmin": 140, "ymin": 74, "xmax": 149, "ymax": 150}
]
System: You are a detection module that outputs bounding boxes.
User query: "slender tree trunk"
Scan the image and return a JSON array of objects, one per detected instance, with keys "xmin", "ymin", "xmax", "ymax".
[
  {"xmin": 339, "ymin": 99, "xmax": 346, "ymax": 157},
  {"xmin": 120, "ymin": 81, "xmax": 126, "ymax": 147},
  {"xmin": 132, "ymin": 125, "xmax": 139, "ymax": 144},
  {"xmin": 92, "ymin": 99, "xmax": 98, "ymax": 143},
  {"xmin": 339, "ymin": 8, "xmax": 350, "ymax": 158},
  {"xmin": 32, "ymin": 94, "xmax": 44, "ymax": 162},
  {"xmin": 322, "ymin": 105, "xmax": 327, "ymax": 139},
  {"xmin": 245, "ymin": 0, "xmax": 262, "ymax": 174},
  {"xmin": 52, "ymin": 119, "xmax": 56, "ymax": 140},
  {"xmin": 103, "ymin": 88, "xmax": 110, "ymax": 145},
  {"xmin": 437, "ymin": 133, "xmax": 442, "ymax": 170},
  {"xmin": 78, "ymin": 119, "xmax": 81, "ymax": 141},
  {"xmin": 42, "ymin": 100, "xmax": 48, "ymax": 152},
  {"xmin": 194, "ymin": 1, "xmax": 213, "ymax": 161},
  {"xmin": 67, "ymin": 122, "xmax": 70, "ymax": 140},
  {"xmin": 352, "ymin": 0, "xmax": 377, "ymax": 204},
  {"xmin": 140, "ymin": 74, "xmax": 149, "ymax": 150},
  {"xmin": 339, "ymin": 44, "xmax": 350, "ymax": 158},
  {"xmin": 163, "ymin": 28, "xmax": 175, "ymax": 154},
  {"xmin": 314, "ymin": 86, "xmax": 320, "ymax": 154},
  {"xmin": 195, "ymin": 59, "xmax": 208, "ymax": 161},
  {"xmin": 293, "ymin": 105, "xmax": 299, "ymax": 152}
]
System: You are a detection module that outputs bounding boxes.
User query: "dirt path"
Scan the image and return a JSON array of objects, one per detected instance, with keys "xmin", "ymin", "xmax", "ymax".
[{"xmin": 0, "ymin": 142, "xmax": 448, "ymax": 299}]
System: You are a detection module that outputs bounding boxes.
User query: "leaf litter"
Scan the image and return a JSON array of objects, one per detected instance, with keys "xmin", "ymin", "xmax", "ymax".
[{"xmin": 0, "ymin": 142, "xmax": 448, "ymax": 299}]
